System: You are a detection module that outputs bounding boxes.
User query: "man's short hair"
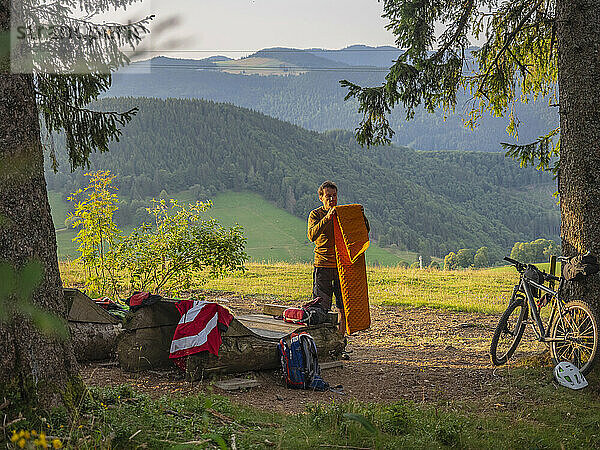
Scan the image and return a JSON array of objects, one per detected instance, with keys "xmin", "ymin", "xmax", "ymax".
[{"xmin": 318, "ymin": 181, "xmax": 337, "ymax": 197}]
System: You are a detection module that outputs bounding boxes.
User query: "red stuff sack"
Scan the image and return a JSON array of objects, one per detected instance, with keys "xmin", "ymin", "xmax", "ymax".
[{"xmin": 283, "ymin": 307, "xmax": 307, "ymax": 324}]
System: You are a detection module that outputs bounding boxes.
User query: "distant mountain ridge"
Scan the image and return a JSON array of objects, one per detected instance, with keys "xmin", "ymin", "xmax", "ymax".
[
  {"xmin": 248, "ymin": 47, "xmax": 353, "ymax": 68},
  {"xmin": 108, "ymin": 45, "xmax": 558, "ymax": 152},
  {"xmin": 305, "ymin": 45, "xmax": 403, "ymax": 67},
  {"xmin": 245, "ymin": 45, "xmax": 404, "ymax": 68}
]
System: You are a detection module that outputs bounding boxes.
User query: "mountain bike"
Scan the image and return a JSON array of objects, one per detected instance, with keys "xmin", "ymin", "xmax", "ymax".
[{"xmin": 490, "ymin": 256, "xmax": 599, "ymax": 374}]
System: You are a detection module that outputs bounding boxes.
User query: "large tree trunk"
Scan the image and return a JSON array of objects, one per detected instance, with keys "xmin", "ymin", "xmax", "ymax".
[
  {"xmin": 557, "ymin": 0, "xmax": 600, "ymax": 313},
  {"xmin": 0, "ymin": 3, "xmax": 79, "ymax": 407}
]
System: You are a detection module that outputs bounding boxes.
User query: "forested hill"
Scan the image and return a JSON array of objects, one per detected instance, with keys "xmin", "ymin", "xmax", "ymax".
[
  {"xmin": 45, "ymin": 97, "xmax": 559, "ymax": 257},
  {"xmin": 106, "ymin": 50, "xmax": 558, "ymax": 152}
]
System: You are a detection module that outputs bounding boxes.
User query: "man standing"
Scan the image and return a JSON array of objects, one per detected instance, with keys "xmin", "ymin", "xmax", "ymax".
[{"xmin": 307, "ymin": 181, "xmax": 368, "ymax": 335}]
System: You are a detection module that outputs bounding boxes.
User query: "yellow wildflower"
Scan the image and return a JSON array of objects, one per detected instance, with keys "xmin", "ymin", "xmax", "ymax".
[
  {"xmin": 17, "ymin": 437, "xmax": 26, "ymax": 448},
  {"xmin": 52, "ymin": 438, "xmax": 63, "ymax": 449},
  {"xmin": 10, "ymin": 431, "xmax": 19, "ymax": 442}
]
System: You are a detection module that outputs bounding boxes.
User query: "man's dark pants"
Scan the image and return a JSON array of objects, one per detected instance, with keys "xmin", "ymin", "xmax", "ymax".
[{"xmin": 312, "ymin": 266, "xmax": 343, "ymax": 311}]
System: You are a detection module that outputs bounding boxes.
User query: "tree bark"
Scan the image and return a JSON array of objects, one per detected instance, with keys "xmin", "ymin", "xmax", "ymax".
[
  {"xmin": 0, "ymin": 2, "xmax": 79, "ymax": 407},
  {"xmin": 557, "ymin": 0, "xmax": 600, "ymax": 315}
]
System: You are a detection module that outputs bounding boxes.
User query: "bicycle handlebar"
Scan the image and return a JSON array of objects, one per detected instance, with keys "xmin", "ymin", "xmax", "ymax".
[
  {"xmin": 503, "ymin": 256, "xmax": 526, "ymax": 272},
  {"xmin": 503, "ymin": 256, "xmax": 520, "ymax": 266},
  {"xmin": 503, "ymin": 256, "xmax": 562, "ymax": 282}
]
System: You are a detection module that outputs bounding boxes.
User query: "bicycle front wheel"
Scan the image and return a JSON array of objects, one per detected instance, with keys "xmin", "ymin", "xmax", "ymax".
[
  {"xmin": 550, "ymin": 300, "xmax": 599, "ymax": 375},
  {"xmin": 490, "ymin": 294, "xmax": 528, "ymax": 366}
]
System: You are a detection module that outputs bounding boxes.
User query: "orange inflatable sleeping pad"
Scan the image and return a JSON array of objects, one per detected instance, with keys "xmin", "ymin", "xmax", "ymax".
[{"xmin": 333, "ymin": 204, "xmax": 371, "ymax": 334}]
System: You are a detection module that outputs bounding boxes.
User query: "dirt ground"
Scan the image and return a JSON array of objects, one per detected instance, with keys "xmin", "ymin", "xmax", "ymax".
[{"xmin": 81, "ymin": 294, "xmax": 549, "ymax": 414}]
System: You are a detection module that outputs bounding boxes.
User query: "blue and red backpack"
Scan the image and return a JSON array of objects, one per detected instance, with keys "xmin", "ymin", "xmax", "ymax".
[{"xmin": 278, "ymin": 332, "xmax": 329, "ymax": 391}]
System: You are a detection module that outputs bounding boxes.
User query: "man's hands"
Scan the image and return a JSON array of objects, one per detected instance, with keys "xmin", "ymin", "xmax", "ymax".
[{"xmin": 325, "ymin": 206, "xmax": 337, "ymax": 221}]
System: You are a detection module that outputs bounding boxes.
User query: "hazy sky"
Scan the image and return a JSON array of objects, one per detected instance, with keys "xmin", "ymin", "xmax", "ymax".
[{"xmin": 100, "ymin": 0, "xmax": 398, "ymax": 59}]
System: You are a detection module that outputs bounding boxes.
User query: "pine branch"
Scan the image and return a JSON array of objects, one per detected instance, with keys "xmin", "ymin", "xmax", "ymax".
[
  {"xmin": 35, "ymin": 88, "xmax": 136, "ymax": 118},
  {"xmin": 19, "ymin": 1, "xmax": 153, "ymax": 169},
  {"xmin": 36, "ymin": 85, "xmax": 139, "ymax": 170},
  {"xmin": 506, "ymin": 46, "xmax": 532, "ymax": 78},
  {"xmin": 432, "ymin": 0, "xmax": 476, "ymax": 61},
  {"xmin": 502, "ymin": 127, "xmax": 560, "ymax": 176},
  {"xmin": 475, "ymin": 0, "xmax": 543, "ymax": 98},
  {"xmin": 341, "ymin": 0, "xmax": 478, "ymax": 146}
]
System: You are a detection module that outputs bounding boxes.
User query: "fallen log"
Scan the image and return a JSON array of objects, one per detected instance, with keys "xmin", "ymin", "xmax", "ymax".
[
  {"xmin": 186, "ymin": 315, "xmax": 344, "ymax": 380},
  {"xmin": 65, "ymin": 288, "xmax": 122, "ymax": 362},
  {"xmin": 117, "ymin": 301, "xmax": 181, "ymax": 371},
  {"xmin": 70, "ymin": 322, "xmax": 122, "ymax": 362},
  {"xmin": 117, "ymin": 301, "xmax": 346, "ymax": 378}
]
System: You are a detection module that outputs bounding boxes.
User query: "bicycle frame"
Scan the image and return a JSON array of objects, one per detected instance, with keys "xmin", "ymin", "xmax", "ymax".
[
  {"xmin": 518, "ymin": 276, "xmax": 567, "ymax": 343},
  {"xmin": 493, "ymin": 255, "xmax": 599, "ymax": 374}
]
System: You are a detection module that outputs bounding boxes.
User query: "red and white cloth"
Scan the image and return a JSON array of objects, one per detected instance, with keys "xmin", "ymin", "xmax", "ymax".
[{"xmin": 169, "ymin": 300, "xmax": 234, "ymax": 368}]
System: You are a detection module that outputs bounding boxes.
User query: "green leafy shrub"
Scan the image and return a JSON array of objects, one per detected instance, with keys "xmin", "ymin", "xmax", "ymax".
[
  {"xmin": 473, "ymin": 246, "xmax": 490, "ymax": 268},
  {"xmin": 67, "ymin": 172, "xmax": 247, "ymax": 296},
  {"xmin": 118, "ymin": 199, "xmax": 247, "ymax": 293},
  {"xmin": 67, "ymin": 171, "xmax": 122, "ymax": 297},
  {"xmin": 444, "ymin": 251, "xmax": 458, "ymax": 270}
]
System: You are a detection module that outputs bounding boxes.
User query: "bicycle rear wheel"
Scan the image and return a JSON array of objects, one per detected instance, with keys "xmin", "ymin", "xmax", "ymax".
[
  {"xmin": 490, "ymin": 293, "xmax": 528, "ymax": 366},
  {"xmin": 550, "ymin": 300, "xmax": 599, "ymax": 375}
]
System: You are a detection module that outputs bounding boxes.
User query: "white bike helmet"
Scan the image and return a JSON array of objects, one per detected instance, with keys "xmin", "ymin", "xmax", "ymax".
[{"xmin": 554, "ymin": 361, "xmax": 588, "ymax": 390}]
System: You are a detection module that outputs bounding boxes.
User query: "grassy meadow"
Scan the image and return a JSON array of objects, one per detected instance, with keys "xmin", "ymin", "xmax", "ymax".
[
  {"xmin": 45, "ymin": 260, "xmax": 600, "ymax": 449},
  {"xmin": 10, "ymin": 372, "xmax": 600, "ymax": 449},
  {"xmin": 201, "ymin": 262, "xmax": 520, "ymax": 315},
  {"xmin": 60, "ymin": 260, "xmax": 521, "ymax": 315},
  {"xmin": 49, "ymin": 190, "xmax": 415, "ymax": 266}
]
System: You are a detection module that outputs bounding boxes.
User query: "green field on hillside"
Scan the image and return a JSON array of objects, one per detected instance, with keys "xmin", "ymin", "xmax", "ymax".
[
  {"xmin": 47, "ymin": 191, "xmax": 69, "ymax": 229},
  {"xmin": 49, "ymin": 190, "xmax": 413, "ymax": 265},
  {"xmin": 48, "ymin": 191, "xmax": 78, "ymax": 259}
]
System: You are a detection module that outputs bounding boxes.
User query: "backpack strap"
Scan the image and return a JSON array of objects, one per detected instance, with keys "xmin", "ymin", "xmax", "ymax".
[
  {"xmin": 279, "ymin": 334, "xmax": 306, "ymax": 388},
  {"xmin": 299, "ymin": 333, "xmax": 319, "ymax": 382},
  {"xmin": 328, "ymin": 384, "xmax": 345, "ymax": 395}
]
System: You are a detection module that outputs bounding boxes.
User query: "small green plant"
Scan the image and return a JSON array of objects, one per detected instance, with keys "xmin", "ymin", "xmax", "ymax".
[
  {"xmin": 67, "ymin": 171, "xmax": 121, "ymax": 298},
  {"xmin": 118, "ymin": 198, "xmax": 247, "ymax": 294},
  {"xmin": 435, "ymin": 418, "xmax": 463, "ymax": 447},
  {"xmin": 380, "ymin": 403, "xmax": 411, "ymax": 435}
]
